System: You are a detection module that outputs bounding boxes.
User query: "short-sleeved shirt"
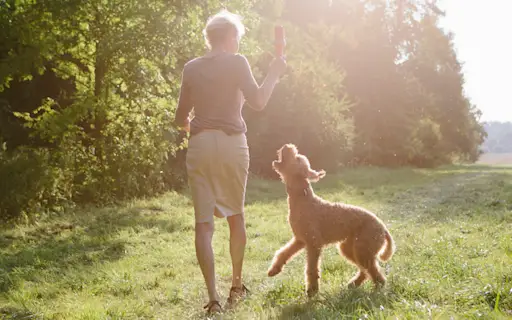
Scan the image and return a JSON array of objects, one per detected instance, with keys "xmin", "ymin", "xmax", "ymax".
[{"xmin": 174, "ymin": 52, "xmax": 260, "ymax": 136}]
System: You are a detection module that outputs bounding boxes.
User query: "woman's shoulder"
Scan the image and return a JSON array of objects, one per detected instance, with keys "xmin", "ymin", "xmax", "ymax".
[
  {"xmin": 233, "ymin": 53, "xmax": 249, "ymax": 63},
  {"xmin": 185, "ymin": 53, "xmax": 248, "ymax": 70},
  {"xmin": 232, "ymin": 54, "xmax": 252, "ymax": 72},
  {"xmin": 184, "ymin": 57, "xmax": 202, "ymax": 68}
]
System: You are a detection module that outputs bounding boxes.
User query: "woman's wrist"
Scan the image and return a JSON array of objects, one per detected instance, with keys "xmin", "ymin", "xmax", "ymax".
[
  {"xmin": 268, "ymin": 57, "xmax": 286, "ymax": 79},
  {"xmin": 265, "ymin": 70, "xmax": 281, "ymax": 86}
]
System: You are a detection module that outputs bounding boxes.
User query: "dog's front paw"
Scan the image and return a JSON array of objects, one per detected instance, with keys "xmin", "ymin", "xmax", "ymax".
[{"xmin": 267, "ymin": 265, "xmax": 283, "ymax": 277}]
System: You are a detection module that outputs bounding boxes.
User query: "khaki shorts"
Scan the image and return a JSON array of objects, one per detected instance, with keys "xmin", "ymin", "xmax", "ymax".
[{"xmin": 186, "ymin": 129, "xmax": 250, "ymax": 223}]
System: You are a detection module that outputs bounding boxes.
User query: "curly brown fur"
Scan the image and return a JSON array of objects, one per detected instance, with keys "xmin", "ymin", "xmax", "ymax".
[{"xmin": 267, "ymin": 144, "xmax": 395, "ymax": 297}]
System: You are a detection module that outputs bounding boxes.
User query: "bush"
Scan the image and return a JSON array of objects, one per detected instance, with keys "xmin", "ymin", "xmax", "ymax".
[
  {"xmin": 0, "ymin": 145, "xmax": 73, "ymax": 222},
  {"xmin": 408, "ymin": 118, "xmax": 449, "ymax": 168},
  {"xmin": 0, "ymin": 94, "xmax": 186, "ymax": 222}
]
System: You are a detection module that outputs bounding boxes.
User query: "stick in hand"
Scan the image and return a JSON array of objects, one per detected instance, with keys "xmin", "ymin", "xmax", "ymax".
[{"xmin": 274, "ymin": 25, "xmax": 286, "ymax": 57}]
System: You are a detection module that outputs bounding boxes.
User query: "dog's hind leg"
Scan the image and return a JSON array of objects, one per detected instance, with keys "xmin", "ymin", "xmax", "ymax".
[
  {"xmin": 268, "ymin": 238, "xmax": 305, "ymax": 277},
  {"xmin": 354, "ymin": 247, "xmax": 386, "ymax": 288},
  {"xmin": 338, "ymin": 241, "xmax": 367, "ymax": 288},
  {"xmin": 353, "ymin": 237, "xmax": 387, "ymax": 288},
  {"xmin": 305, "ymin": 246, "xmax": 322, "ymax": 297},
  {"xmin": 365, "ymin": 259, "xmax": 386, "ymax": 288},
  {"xmin": 338, "ymin": 240, "xmax": 357, "ymax": 264},
  {"xmin": 348, "ymin": 270, "xmax": 367, "ymax": 288}
]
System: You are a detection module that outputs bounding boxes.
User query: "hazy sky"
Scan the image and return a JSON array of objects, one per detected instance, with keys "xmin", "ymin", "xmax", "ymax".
[{"xmin": 438, "ymin": 0, "xmax": 512, "ymax": 122}]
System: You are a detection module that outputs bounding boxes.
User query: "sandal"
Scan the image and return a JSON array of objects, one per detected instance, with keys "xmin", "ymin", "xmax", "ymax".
[
  {"xmin": 226, "ymin": 284, "xmax": 250, "ymax": 306},
  {"xmin": 204, "ymin": 300, "xmax": 222, "ymax": 314}
]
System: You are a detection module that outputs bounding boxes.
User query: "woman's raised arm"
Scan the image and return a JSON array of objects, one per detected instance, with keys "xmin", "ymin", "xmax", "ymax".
[{"xmin": 237, "ymin": 54, "xmax": 286, "ymax": 111}]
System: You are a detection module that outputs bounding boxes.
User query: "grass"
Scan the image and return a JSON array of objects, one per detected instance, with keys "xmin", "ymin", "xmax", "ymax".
[{"xmin": 1, "ymin": 165, "xmax": 512, "ymax": 319}]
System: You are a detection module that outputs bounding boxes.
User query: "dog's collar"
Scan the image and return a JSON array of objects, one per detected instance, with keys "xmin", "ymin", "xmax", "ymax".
[
  {"xmin": 286, "ymin": 178, "xmax": 311, "ymax": 197},
  {"xmin": 287, "ymin": 185, "xmax": 310, "ymax": 197}
]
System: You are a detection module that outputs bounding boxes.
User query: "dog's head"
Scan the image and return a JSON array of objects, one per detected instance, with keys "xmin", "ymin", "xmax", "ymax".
[{"xmin": 272, "ymin": 144, "xmax": 326, "ymax": 183}]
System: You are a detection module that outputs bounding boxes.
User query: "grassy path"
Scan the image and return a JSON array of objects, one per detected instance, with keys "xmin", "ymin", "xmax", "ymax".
[{"xmin": 1, "ymin": 166, "xmax": 511, "ymax": 319}]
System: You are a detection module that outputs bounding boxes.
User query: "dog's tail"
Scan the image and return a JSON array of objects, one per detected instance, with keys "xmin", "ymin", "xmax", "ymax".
[{"xmin": 379, "ymin": 229, "xmax": 395, "ymax": 262}]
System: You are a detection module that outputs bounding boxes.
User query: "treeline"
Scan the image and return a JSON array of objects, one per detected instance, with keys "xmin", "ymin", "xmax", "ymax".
[
  {"xmin": 0, "ymin": 0, "xmax": 485, "ymax": 222},
  {"xmin": 482, "ymin": 122, "xmax": 512, "ymax": 153}
]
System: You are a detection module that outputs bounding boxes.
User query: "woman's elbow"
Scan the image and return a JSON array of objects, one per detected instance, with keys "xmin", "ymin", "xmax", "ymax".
[
  {"xmin": 248, "ymin": 96, "xmax": 266, "ymax": 111},
  {"xmin": 253, "ymin": 102, "xmax": 266, "ymax": 111}
]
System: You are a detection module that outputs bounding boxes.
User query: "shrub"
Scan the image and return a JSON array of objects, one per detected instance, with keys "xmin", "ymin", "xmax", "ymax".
[{"xmin": 0, "ymin": 145, "xmax": 73, "ymax": 222}]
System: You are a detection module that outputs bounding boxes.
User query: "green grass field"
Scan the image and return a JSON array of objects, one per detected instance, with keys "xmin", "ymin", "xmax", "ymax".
[{"xmin": 1, "ymin": 165, "xmax": 512, "ymax": 319}]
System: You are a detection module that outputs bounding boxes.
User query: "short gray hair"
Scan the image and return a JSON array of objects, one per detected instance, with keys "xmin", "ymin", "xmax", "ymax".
[{"xmin": 203, "ymin": 9, "xmax": 245, "ymax": 49}]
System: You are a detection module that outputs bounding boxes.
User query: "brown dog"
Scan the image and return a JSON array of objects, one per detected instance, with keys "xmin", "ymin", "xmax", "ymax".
[{"xmin": 267, "ymin": 144, "xmax": 395, "ymax": 297}]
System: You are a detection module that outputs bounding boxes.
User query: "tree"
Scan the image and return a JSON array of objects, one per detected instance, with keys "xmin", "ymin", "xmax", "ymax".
[
  {"xmin": 0, "ymin": 0, "xmax": 260, "ymax": 220},
  {"xmin": 402, "ymin": 10, "xmax": 485, "ymax": 164},
  {"xmin": 0, "ymin": 0, "xmax": 487, "ymax": 221}
]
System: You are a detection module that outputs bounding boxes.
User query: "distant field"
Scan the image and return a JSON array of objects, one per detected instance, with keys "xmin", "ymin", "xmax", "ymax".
[{"xmin": 478, "ymin": 153, "xmax": 512, "ymax": 165}]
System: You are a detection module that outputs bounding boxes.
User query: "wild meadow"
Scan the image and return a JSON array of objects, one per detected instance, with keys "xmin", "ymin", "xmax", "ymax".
[{"xmin": 1, "ymin": 165, "xmax": 511, "ymax": 319}]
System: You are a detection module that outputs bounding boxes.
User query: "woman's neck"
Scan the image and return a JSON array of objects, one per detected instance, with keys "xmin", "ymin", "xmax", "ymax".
[{"xmin": 206, "ymin": 47, "xmax": 230, "ymax": 56}]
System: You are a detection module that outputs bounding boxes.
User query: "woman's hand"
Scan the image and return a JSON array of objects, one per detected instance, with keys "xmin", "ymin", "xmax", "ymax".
[
  {"xmin": 183, "ymin": 117, "xmax": 191, "ymax": 133},
  {"xmin": 269, "ymin": 57, "xmax": 287, "ymax": 77},
  {"xmin": 176, "ymin": 117, "xmax": 190, "ymax": 133}
]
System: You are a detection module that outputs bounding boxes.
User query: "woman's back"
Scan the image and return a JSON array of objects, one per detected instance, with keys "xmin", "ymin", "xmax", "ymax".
[{"xmin": 182, "ymin": 52, "xmax": 257, "ymax": 135}]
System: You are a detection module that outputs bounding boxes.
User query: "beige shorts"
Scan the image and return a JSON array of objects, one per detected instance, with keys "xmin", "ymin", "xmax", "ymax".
[{"xmin": 186, "ymin": 129, "xmax": 250, "ymax": 223}]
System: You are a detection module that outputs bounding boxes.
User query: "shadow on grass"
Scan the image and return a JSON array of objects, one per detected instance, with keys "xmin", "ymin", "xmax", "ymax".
[
  {"xmin": 0, "ymin": 204, "xmax": 185, "ymax": 295},
  {"xmin": 260, "ymin": 278, "xmax": 403, "ymax": 320},
  {"xmin": 0, "ymin": 306, "xmax": 40, "ymax": 320},
  {"xmin": 0, "ymin": 235, "xmax": 128, "ymax": 294},
  {"xmin": 82, "ymin": 205, "xmax": 185, "ymax": 236},
  {"xmin": 277, "ymin": 288, "xmax": 399, "ymax": 320}
]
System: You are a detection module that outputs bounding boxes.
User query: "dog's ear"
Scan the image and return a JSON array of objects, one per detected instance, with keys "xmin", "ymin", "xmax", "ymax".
[
  {"xmin": 273, "ymin": 160, "xmax": 284, "ymax": 173},
  {"xmin": 307, "ymin": 169, "xmax": 326, "ymax": 182}
]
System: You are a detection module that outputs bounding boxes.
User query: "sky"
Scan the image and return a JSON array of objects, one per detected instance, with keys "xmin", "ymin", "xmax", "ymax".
[{"xmin": 438, "ymin": 0, "xmax": 512, "ymax": 122}]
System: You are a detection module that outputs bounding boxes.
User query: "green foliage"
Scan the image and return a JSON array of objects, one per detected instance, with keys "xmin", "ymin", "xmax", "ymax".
[
  {"xmin": 400, "ymin": 13, "xmax": 486, "ymax": 163},
  {"xmin": 245, "ymin": 0, "xmax": 485, "ymax": 172},
  {"xmin": 0, "ymin": 0, "xmax": 486, "ymax": 221},
  {"xmin": 0, "ymin": 0, "xmax": 259, "ymax": 220},
  {"xmin": 408, "ymin": 118, "xmax": 447, "ymax": 167},
  {"xmin": 0, "ymin": 146, "xmax": 73, "ymax": 223}
]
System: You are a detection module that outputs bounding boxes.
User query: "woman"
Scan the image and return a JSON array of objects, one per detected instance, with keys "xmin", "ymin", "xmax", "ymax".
[{"xmin": 174, "ymin": 10, "xmax": 286, "ymax": 313}]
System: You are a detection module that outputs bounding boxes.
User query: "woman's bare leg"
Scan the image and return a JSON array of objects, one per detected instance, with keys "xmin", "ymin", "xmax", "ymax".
[
  {"xmin": 195, "ymin": 221, "xmax": 220, "ymax": 302},
  {"xmin": 227, "ymin": 214, "xmax": 247, "ymax": 288}
]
